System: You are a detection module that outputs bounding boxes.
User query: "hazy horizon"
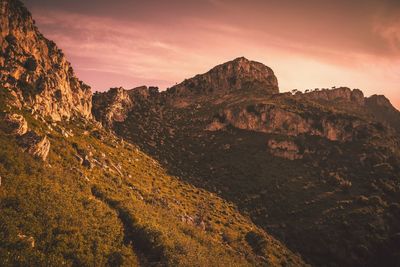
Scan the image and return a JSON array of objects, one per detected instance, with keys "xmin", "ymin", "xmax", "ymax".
[{"xmin": 24, "ymin": 0, "xmax": 400, "ymax": 108}]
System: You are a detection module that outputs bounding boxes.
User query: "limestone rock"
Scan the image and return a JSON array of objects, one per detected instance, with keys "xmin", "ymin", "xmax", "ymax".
[
  {"xmin": 92, "ymin": 86, "xmax": 158, "ymax": 127},
  {"xmin": 365, "ymin": 95, "xmax": 400, "ymax": 132},
  {"xmin": 92, "ymin": 87, "xmax": 134, "ymax": 127},
  {"xmin": 300, "ymin": 87, "xmax": 365, "ymax": 105},
  {"xmin": 17, "ymin": 233, "xmax": 35, "ymax": 248},
  {"xmin": 4, "ymin": 113, "xmax": 28, "ymax": 135},
  {"xmin": 168, "ymin": 57, "xmax": 279, "ymax": 98},
  {"xmin": 214, "ymin": 104, "xmax": 359, "ymax": 142},
  {"xmin": 18, "ymin": 131, "xmax": 50, "ymax": 161},
  {"xmin": 0, "ymin": 0, "xmax": 92, "ymax": 121}
]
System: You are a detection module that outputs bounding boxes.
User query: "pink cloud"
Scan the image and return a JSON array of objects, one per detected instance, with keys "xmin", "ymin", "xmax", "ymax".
[{"xmin": 29, "ymin": 7, "xmax": 400, "ymax": 109}]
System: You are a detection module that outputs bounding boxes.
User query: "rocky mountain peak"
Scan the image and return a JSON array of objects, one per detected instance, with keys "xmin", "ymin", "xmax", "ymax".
[
  {"xmin": 366, "ymin": 94, "xmax": 394, "ymax": 109},
  {"xmin": 365, "ymin": 94, "xmax": 400, "ymax": 131},
  {"xmin": 167, "ymin": 57, "xmax": 279, "ymax": 98},
  {"xmin": 0, "ymin": 0, "xmax": 92, "ymax": 121}
]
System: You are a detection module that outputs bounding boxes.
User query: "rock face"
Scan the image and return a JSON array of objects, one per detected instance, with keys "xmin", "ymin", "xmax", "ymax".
[
  {"xmin": 0, "ymin": 0, "xmax": 92, "ymax": 121},
  {"xmin": 210, "ymin": 103, "xmax": 362, "ymax": 142},
  {"xmin": 90, "ymin": 57, "xmax": 400, "ymax": 267},
  {"xmin": 92, "ymin": 86, "xmax": 158, "ymax": 127},
  {"xmin": 300, "ymin": 87, "xmax": 365, "ymax": 105},
  {"xmin": 92, "ymin": 87, "xmax": 134, "ymax": 127},
  {"xmin": 365, "ymin": 95, "xmax": 400, "ymax": 131},
  {"xmin": 4, "ymin": 113, "xmax": 28, "ymax": 135},
  {"xmin": 167, "ymin": 57, "xmax": 279, "ymax": 98},
  {"xmin": 18, "ymin": 130, "xmax": 50, "ymax": 161}
]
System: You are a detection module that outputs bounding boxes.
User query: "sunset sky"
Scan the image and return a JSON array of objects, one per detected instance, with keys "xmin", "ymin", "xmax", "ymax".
[{"xmin": 24, "ymin": 0, "xmax": 400, "ymax": 108}]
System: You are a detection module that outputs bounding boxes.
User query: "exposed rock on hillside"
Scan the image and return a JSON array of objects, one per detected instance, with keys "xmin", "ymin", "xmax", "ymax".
[
  {"xmin": 0, "ymin": 2, "xmax": 312, "ymax": 266},
  {"xmin": 211, "ymin": 103, "xmax": 364, "ymax": 142},
  {"xmin": 94, "ymin": 57, "xmax": 400, "ymax": 267},
  {"xmin": 167, "ymin": 57, "xmax": 279, "ymax": 98},
  {"xmin": 92, "ymin": 86, "xmax": 158, "ymax": 127},
  {"xmin": 0, "ymin": 0, "xmax": 92, "ymax": 121},
  {"xmin": 17, "ymin": 130, "xmax": 50, "ymax": 161},
  {"xmin": 92, "ymin": 87, "xmax": 134, "ymax": 127},
  {"xmin": 4, "ymin": 113, "xmax": 28, "ymax": 135},
  {"xmin": 366, "ymin": 95, "xmax": 400, "ymax": 131},
  {"xmin": 300, "ymin": 87, "xmax": 365, "ymax": 105},
  {"xmin": 267, "ymin": 139, "xmax": 304, "ymax": 160}
]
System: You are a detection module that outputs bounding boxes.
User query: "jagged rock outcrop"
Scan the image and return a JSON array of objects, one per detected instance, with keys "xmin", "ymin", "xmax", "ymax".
[
  {"xmin": 17, "ymin": 130, "xmax": 50, "ymax": 160},
  {"xmin": 366, "ymin": 95, "xmax": 400, "ymax": 132},
  {"xmin": 4, "ymin": 113, "xmax": 28, "ymax": 135},
  {"xmin": 167, "ymin": 57, "xmax": 279, "ymax": 98},
  {"xmin": 0, "ymin": 0, "xmax": 92, "ymax": 121},
  {"xmin": 92, "ymin": 86, "xmax": 158, "ymax": 127},
  {"xmin": 92, "ymin": 87, "xmax": 134, "ymax": 127},
  {"xmin": 300, "ymin": 87, "xmax": 365, "ymax": 105}
]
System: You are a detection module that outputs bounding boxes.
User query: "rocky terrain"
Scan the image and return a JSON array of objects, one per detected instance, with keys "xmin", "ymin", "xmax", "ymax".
[
  {"xmin": 1, "ymin": 0, "xmax": 400, "ymax": 266},
  {"xmin": 0, "ymin": 1, "xmax": 308, "ymax": 266},
  {"xmin": 166, "ymin": 57, "xmax": 279, "ymax": 99},
  {"xmin": 0, "ymin": 0, "xmax": 92, "ymax": 121},
  {"xmin": 93, "ymin": 60, "xmax": 400, "ymax": 267}
]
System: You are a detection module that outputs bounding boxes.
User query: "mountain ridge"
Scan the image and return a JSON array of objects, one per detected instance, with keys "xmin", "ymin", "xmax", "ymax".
[
  {"xmin": 0, "ymin": 1, "xmax": 309, "ymax": 266},
  {"xmin": 0, "ymin": 0, "xmax": 92, "ymax": 121},
  {"xmin": 92, "ymin": 60, "xmax": 400, "ymax": 267},
  {"xmin": 1, "ymin": 0, "xmax": 400, "ymax": 266}
]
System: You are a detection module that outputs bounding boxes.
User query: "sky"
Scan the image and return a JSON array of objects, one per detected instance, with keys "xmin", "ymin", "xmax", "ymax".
[{"xmin": 23, "ymin": 0, "xmax": 400, "ymax": 108}]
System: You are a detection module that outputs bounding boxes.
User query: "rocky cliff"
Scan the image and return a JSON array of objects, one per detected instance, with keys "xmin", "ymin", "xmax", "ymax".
[
  {"xmin": 167, "ymin": 57, "xmax": 279, "ymax": 98},
  {"xmin": 299, "ymin": 87, "xmax": 365, "ymax": 106},
  {"xmin": 365, "ymin": 94, "xmax": 400, "ymax": 131},
  {"xmin": 0, "ymin": 0, "xmax": 92, "ymax": 121},
  {"xmin": 92, "ymin": 86, "xmax": 158, "ymax": 127},
  {"xmin": 93, "ymin": 57, "xmax": 400, "ymax": 267},
  {"xmin": 208, "ymin": 103, "xmax": 368, "ymax": 142}
]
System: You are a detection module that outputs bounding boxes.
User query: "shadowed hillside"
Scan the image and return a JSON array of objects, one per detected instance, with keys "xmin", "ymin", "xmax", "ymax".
[
  {"xmin": 0, "ymin": 1, "xmax": 308, "ymax": 266},
  {"xmin": 93, "ymin": 60, "xmax": 400, "ymax": 267}
]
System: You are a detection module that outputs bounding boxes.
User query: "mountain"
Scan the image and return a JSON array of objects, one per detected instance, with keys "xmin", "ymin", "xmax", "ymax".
[
  {"xmin": 93, "ymin": 60, "xmax": 400, "ymax": 266},
  {"xmin": 0, "ymin": 1, "xmax": 308, "ymax": 266},
  {"xmin": 365, "ymin": 95, "xmax": 400, "ymax": 132},
  {"xmin": 0, "ymin": 0, "xmax": 92, "ymax": 121},
  {"xmin": 167, "ymin": 57, "xmax": 279, "ymax": 99},
  {"xmin": 1, "ymin": 0, "xmax": 400, "ymax": 266}
]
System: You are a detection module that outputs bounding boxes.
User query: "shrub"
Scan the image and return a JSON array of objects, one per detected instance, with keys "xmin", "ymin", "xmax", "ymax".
[
  {"xmin": 245, "ymin": 230, "xmax": 267, "ymax": 255},
  {"xmin": 24, "ymin": 57, "xmax": 38, "ymax": 72}
]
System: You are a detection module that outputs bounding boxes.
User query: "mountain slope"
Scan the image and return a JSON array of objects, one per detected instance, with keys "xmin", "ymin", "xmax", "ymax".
[
  {"xmin": 93, "ymin": 61, "xmax": 400, "ymax": 267},
  {"xmin": 366, "ymin": 95, "xmax": 400, "ymax": 132},
  {"xmin": 0, "ymin": 89, "xmax": 307, "ymax": 266},
  {"xmin": 0, "ymin": 1, "xmax": 308, "ymax": 266}
]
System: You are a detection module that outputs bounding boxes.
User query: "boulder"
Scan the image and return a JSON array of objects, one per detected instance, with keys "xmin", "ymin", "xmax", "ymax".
[
  {"xmin": 4, "ymin": 113, "xmax": 28, "ymax": 135},
  {"xmin": 18, "ymin": 131, "xmax": 50, "ymax": 161}
]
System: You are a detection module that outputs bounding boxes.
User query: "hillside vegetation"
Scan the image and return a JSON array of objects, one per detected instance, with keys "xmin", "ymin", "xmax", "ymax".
[{"xmin": 0, "ymin": 89, "xmax": 307, "ymax": 266}]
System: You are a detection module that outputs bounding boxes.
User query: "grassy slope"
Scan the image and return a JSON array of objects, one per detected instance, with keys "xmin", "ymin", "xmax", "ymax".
[{"xmin": 0, "ymin": 90, "xmax": 306, "ymax": 266}]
